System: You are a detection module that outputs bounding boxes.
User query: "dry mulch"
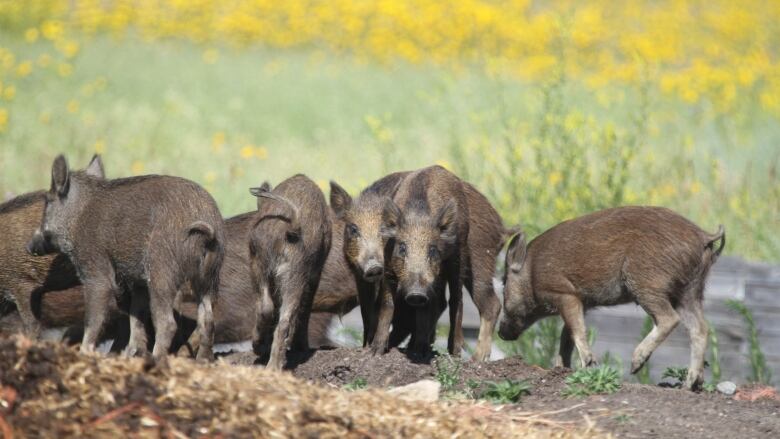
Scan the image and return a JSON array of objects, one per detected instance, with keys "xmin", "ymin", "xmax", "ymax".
[{"xmin": 0, "ymin": 336, "xmax": 604, "ymax": 438}]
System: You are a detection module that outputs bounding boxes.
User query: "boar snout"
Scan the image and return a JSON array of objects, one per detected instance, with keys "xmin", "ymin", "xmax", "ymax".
[
  {"xmin": 362, "ymin": 259, "xmax": 384, "ymax": 281},
  {"xmin": 498, "ymin": 316, "xmax": 522, "ymax": 341},
  {"xmin": 27, "ymin": 229, "xmax": 56, "ymax": 256},
  {"xmin": 405, "ymin": 286, "xmax": 429, "ymax": 307}
]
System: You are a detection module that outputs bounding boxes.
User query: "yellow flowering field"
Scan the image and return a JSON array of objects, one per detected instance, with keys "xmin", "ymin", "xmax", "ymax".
[{"xmin": 0, "ymin": 0, "xmax": 778, "ymax": 260}]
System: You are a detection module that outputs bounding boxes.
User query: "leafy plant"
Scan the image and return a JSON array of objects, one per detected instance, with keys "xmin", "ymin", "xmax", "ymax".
[
  {"xmin": 434, "ymin": 355, "xmax": 462, "ymax": 393},
  {"xmin": 495, "ymin": 317, "xmax": 562, "ymax": 368},
  {"xmin": 662, "ymin": 366, "xmax": 688, "ymax": 385},
  {"xmin": 562, "ymin": 365, "xmax": 622, "ymax": 397},
  {"xmin": 726, "ymin": 300, "xmax": 772, "ymax": 384},
  {"xmin": 478, "ymin": 379, "xmax": 532, "ymax": 404},
  {"xmin": 344, "ymin": 377, "xmax": 367, "ymax": 391},
  {"xmin": 708, "ymin": 322, "xmax": 722, "ymax": 383}
]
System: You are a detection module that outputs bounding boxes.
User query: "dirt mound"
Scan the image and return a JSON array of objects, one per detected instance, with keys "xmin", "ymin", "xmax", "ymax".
[{"xmin": 0, "ymin": 336, "xmax": 601, "ymax": 438}]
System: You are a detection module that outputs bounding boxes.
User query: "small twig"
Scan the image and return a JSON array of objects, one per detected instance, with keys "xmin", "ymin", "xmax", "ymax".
[
  {"xmin": 0, "ymin": 413, "xmax": 13, "ymax": 439},
  {"xmin": 89, "ymin": 402, "xmax": 142, "ymax": 427}
]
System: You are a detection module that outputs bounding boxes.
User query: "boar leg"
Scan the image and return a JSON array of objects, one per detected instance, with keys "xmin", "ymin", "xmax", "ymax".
[
  {"xmin": 556, "ymin": 295, "xmax": 595, "ymax": 368},
  {"xmin": 254, "ymin": 280, "xmax": 277, "ymax": 351},
  {"xmin": 411, "ymin": 300, "xmax": 439, "ymax": 355},
  {"xmin": 195, "ymin": 292, "xmax": 215, "ymax": 361},
  {"xmin": 123, "ymin": 291, "xmax": 149, "ymax": 357},
  {"xmin": 465, "ymin": 262, "xmax": 502, "ymax": 362},
  {"xmin": 446, "ymin": 260, "xmax": 465, "ymax": 357},
  {"xmin": 80, "ymin": 271, "xmax": 117, "ymax": 354},
  {"xmin": 148, "ymin": 272, "xmax": 178, "ymax": 361},
  {"xmin": 631, "ymin": 296, "xmax": 680, "ymax": 374},
  {"xmin": 12, "ymin": 284, "xmax": 43, "ymax": 338},
  {"xmin": 267, "ymin": 277, "xmax": 306, "ymax": 370},
  {"xmin": 369, "ymin": 279, "xmax": 394, "ymax": 356},
  {"xmin": 356, "ymin": 279, "xmax": 378, "ymax": 347},
  {"xmin": 554, "ymin": 325, "xmax": 574, "ymax": 368},
  {"xmin": 292, "ymin": 282, "xmax": 318, "ymax": 352},
  {"xmin": 678, "ymin": 284, "xmax": 708, "ymax": 390}
]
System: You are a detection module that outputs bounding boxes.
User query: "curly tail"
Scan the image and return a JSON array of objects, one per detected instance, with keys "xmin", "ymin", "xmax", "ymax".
[
  {"xmin": 249, "ymin": 186, "xmax": 302, "ymax": 238},
  {"xmin": 185, "ymin": 221, "xmax": 223, "ymax": 300}
]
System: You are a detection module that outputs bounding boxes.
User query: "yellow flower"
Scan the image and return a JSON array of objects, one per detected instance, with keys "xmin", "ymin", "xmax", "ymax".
[
  {"xmin": 240, "ymin": 145, "xmax": 255, "ymax": 159},
  {"xmin": 690, "ymin": 181, "xmax": 702, "ymax": 195},
  {"xmin": 0, "ymin": 108, "xmax": 8, "ymax": 132},
  {"xmin": 3, "ymin": 86, "xmax": 16, "ymax": 101},
  {"xmin": 131, "ymin": 161, "xmax": 145, "ymax": 175},
  {"xmin": 205, "ymin": 171, "xmax": 217, "ymax": 183},
  {"xmin": 94, "ymin": 139, "xmax": 106, "ymax": 154},
  {"xmin": 57, "ymin": 40, "xmax": 80, "ymax": 59},
  {"xmin": 58, "ymin": 63, "xmax": 73, "ymax": 77},
  {"xmin": 41, "ymin": 20, "xmax": 64, "ymax": 41},
  {"xmin": 66, "ymin": 99, "xmax": 79, "ymax": 113},
  {"xmin": 25, "ymin": 28, "xmax": 39, "ymax": 43},
  {"xmin": 254, "ymin": 146, "xmax": 268, "ymax": 160},
  {"xmin": 548, "ymin": 171, "xmax": 563, "ymax": 186},
  {"xmin": 39, "ymin": 111, "xmax": 51, "ymax": 125},
  {"xmin": 212, "ymin": 131, "xmax": 225, "ymax": 152},
  {"xmin": 16, "ymin": 61, "xmax": 32, "ymax": 77}
]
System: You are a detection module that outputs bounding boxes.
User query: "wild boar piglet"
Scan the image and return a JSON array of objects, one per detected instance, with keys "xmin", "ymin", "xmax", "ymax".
[
  {"xmin": 29, "ymin": 155, "xmax": 225, "ymax": 361},
  {"xmin": 498, "ymin": 206, "xmax": 725, "ymax": 390},
  {"xmin": 249, "ymin": 175, "xmax": 331, "ymax": 371}
]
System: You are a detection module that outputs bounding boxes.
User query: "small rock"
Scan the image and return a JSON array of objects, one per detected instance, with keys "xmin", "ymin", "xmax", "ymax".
[
  {"xmin": 388, "ymin": 380, "xmax": 441, "ymax": 402},
  {"xmin": 717, "ymin": 381, "xmax": 737, "ymax": 396}
]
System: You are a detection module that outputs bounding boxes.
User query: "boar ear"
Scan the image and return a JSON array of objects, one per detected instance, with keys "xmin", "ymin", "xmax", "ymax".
[
  {"xmin": 434, "ymin": 200, "xmax": 458, "ymax": 244},
  {"xmin": 329, "ymin": 181, "xmax": 352, "ymax": 218},
  {"xmin": 51, "ymin": 155, "xmax": 70, "ymax": 197},
  {"xmin": 506, "ymin": 232, "xmax": 527, "ymax": 273},
  {"xmin": 250, "ymin": 182, "xmax": 272, "ymax": 209},
  {"xmin": 381, "ymin": 198, "xmax": 402, "ymax": 238},
  {"xmin": 85, "ymin": 154, "xmax": 105, "ymax": 179}
]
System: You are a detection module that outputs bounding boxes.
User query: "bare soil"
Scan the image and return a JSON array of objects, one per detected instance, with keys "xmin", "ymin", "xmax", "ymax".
[
  {"xmin": 1, "ymin": 337, "xmax": 778, "ymax": 438},
  {"xmin": 228, "ymin": 347, "xmax": 780, "ymax": 438}
]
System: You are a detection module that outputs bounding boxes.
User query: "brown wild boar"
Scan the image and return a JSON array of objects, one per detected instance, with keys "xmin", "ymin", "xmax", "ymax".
[
  {"xmin": 28, "ymin": 155, "xmax": 225, "ymax": 361},
  {"xmin": 6, "ymin": 207, "xmax": 335, "ymax": 352},
  {"xmin": 378, "ymin": 165, "xmax": 470, "ymax": 356},
  {"xmin": 0, "ymin": 156, "xmax": 103, "ymax": 337},
  {"xmin": 498, "ymin": 206, "xmax": 725, "ymax": 390},
  {"xmin": 330, "ymin": 173, "xmax": 514, "ymax": 360},
  {"xmin": 248, "ymin": 175, "xmax": 331, "ymax": 370}
]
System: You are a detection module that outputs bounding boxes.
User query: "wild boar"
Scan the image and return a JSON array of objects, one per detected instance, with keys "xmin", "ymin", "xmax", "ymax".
[
  {"xmin": 378, "ymin": 165, "xmax": 470, "ymax": 356},
  {"xmin": 0, "ymin": 156, "xmax": 103, "ymax": 338},
  {"xmin": 28, "ymin": 155, "xmax": 225, "ymax": 361},
  {"xmin": 498, "ymin": 206, "xmax": 725, "ymax": 390},
  {"xmin": 330, "ymin": 173, "xmax": 515, "ymax": 360},
  {"xmin": 248, "ymin": 175, "xmax": 331, "ymax": 371}
]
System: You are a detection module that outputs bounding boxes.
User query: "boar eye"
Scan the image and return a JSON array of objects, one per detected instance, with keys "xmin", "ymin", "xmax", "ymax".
[
  {"xmin": 347, "ymin": 223, "xmax": 360, "ymax": 237},
  {"xmin": 428, "ymin": 245, "xmax": 438, "ymax": 259},
  {"xmin": 397, "ymin": 242, "xmax": 407, "ymax": 257}
]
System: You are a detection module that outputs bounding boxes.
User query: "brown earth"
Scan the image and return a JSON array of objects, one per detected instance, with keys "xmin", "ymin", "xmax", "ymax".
[
  {"xmin": 229, "ymin": 347, "xmax": 780, "ymax": 439},
  {"xmin": 1, "ymin": 337, "xmax": 778, "ymax": 438}
]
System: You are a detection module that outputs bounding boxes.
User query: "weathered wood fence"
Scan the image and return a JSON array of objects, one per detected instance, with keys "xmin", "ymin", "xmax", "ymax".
[{"xmin": 334, "ymin": 256, "xmax": 779, "ymax": 384}]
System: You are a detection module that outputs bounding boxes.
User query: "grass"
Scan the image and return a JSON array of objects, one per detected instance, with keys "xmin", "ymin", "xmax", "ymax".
[
  {"xmin": 478, "ymin": 379, "xmax": 532, "ymax": 404},
  {"xmin": 661, "ymin": 366, "xmax": 689, "ymax": 384},
  {"xmin": 344, "ymin": 377, "xmax": 368, "ymax": 391},
  {"xmin": 0, "ymin": 31, "xmax": 778, "ymax": 263},
  {"xmin": 726, "ymin": 299, "xmax": 772, "ymax": 384},
  {"xmin": 434, "ymin": 355, "xmax": 462, "ymax": 393},
  {"xmin": 562, "ymin": 365, "xmax": 622, "ymax": 398}
]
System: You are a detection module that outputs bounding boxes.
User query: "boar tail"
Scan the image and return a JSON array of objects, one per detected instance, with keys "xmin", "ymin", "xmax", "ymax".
[
  {"xmin": 185, "ymin": 221, "xmax": 224, "ymax": 300},
  {"xmin": 253, "ymin": 189, "xmax": 302, "ymax": 238},
  {"xmin": 705, "ymin": 224, "xmax": 726, "ymax": 262}
]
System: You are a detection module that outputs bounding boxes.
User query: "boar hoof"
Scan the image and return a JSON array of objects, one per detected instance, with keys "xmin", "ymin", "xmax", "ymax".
[
  {"xmin": 369, "ymin": 342, "xmax": 387, "ymax": 356},
  {"xmin": 630, "ymin": 356, "xmax": 647, "ymax": 374},
  {"xmin": 683, "ymin": 373, "xmax": 703, "ymax": 391}
]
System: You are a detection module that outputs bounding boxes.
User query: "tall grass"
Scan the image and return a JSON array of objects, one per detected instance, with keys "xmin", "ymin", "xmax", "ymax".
[{"xmin": 726, "ymin": 299, "xmax": 772, "ymax": 384}]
